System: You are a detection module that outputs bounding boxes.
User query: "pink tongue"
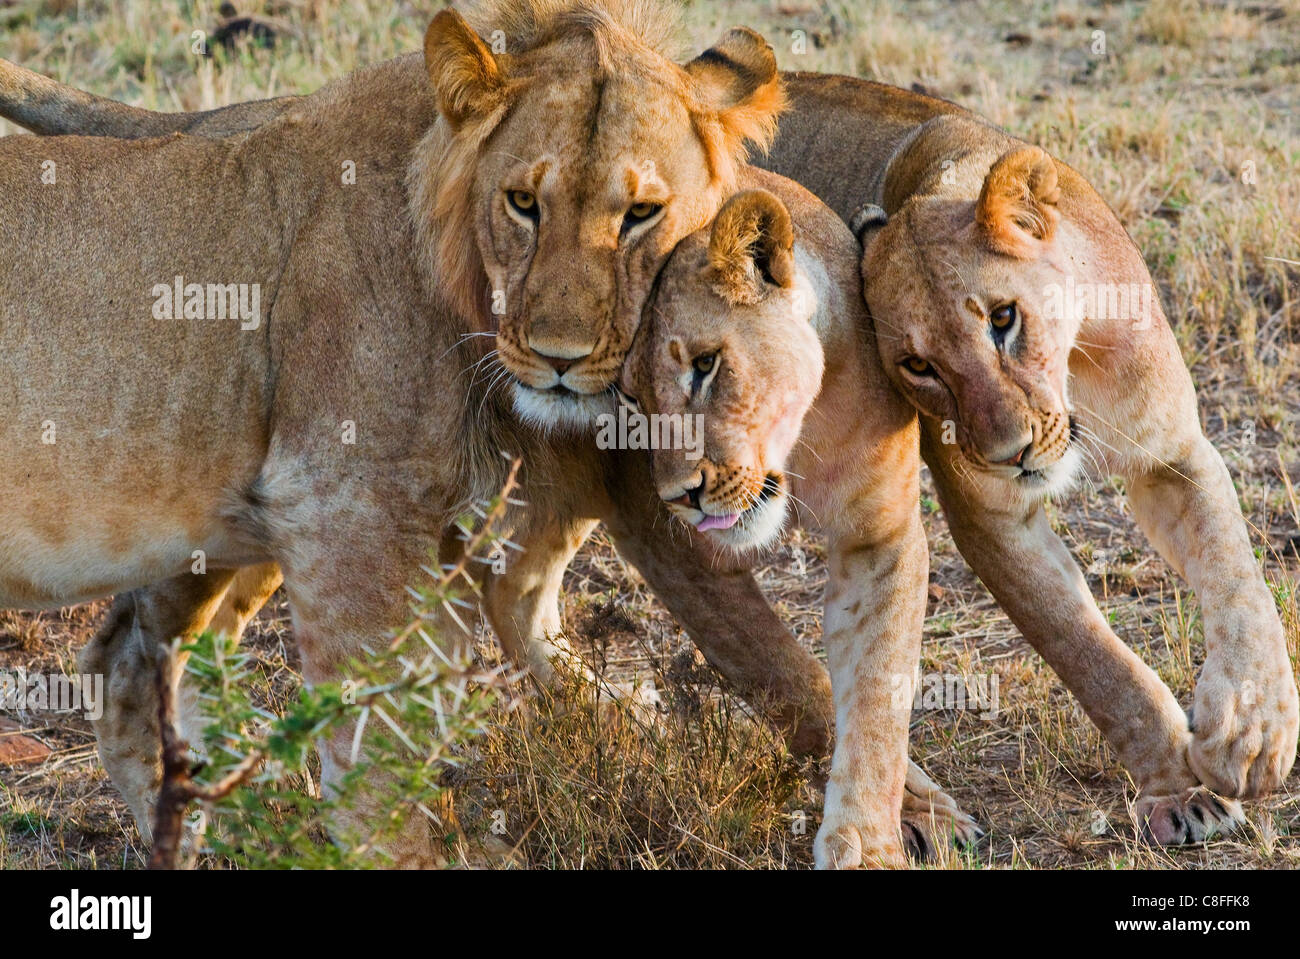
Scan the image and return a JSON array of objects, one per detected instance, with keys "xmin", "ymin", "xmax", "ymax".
[{"xmin": 696, "ymin": 512, "xmax": 741, "ymax": 532}]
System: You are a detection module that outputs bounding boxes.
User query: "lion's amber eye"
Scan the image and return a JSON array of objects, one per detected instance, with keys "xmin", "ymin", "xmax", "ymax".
[
  {"xmin": 693, "ymin": 353, "xmax": 717, "ymax": 375},
  {"xmin": 991, "ymin": 303, "xmax": 1018, "ymax": 330},
  {"xmin": 903, "ymin": 356, "xmax": 933, "ymax": 375},
  {"xmin": 508, "ymin": 190, "xmax": 538, "ymax": 217},
  {"xmin": 625, "ymin": 201, "xmax": 662, "ymax": 224}
]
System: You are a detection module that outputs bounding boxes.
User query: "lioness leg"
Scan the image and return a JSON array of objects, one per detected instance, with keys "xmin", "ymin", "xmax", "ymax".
[
  {"xmin": 599, "ymin": 448, "xmax": 976, "ymax": 854},
  {"xmin": 598, "ymin": 449, "xmax": 834, "ymax": 757},
  {"xmin": 901, "ymin": 761, "xmax": 984, "ymax": 857},
  {"xmin": 207, "ymin": 562, "xmax": 283, "ymax": 641},
  {"xmin": 813, "ymin": 509, "xmax": 928, "ymax": 868},
  {"xmin": 922, "ymin": 430, "xmax": 1245, "ymax": 843},
  {"xmin": 478, "ymin": 514, "xmax": 601, "ymax": 686},
  {"xmin": 79, "ymin": 569, "xmax": 238, "ymax": 838},
  {"xmin": 1125, "ymin": 436, "xmax": 1298, "ymax": 798},
  {"xmin": 484, "ymin": 473, "xmax": 975, "ymax": 855}
]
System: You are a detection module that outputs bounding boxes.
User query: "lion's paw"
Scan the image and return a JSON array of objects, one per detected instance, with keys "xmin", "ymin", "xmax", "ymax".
[
  {"xmin": 1133, "ymin": 787, "xmax": 1245, "ymax": 845},
  {"xmin": 815, "ymin": 795, "xmax": 909, "ymax": 869},
  {"xmin": 900, "ymin": 794, "xmax": 984, "ymax": 861},
  {"xmin": 1188, "ymin": 659, "xmax": 1299, "ymax": 798}
]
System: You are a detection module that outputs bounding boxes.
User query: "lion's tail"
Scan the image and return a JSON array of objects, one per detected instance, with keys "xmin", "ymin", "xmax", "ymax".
[
  {"xmin": 0, "ymin": 58, "xmax": 299, "ymax": 138},
  {"xmin": 0, "ymin": 58, "xmax": 195, "ymax": 136}
]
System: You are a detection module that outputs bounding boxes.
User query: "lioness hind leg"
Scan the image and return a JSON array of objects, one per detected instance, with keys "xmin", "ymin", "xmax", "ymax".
[
  {"xmin": 206, "ymin": 562, "xmax": 283, "ymax": 646},
  {"xmin": 79, "ymin": 570, "xmax": 238, "ymax": 839},
  {"xmin": 900, "ymin": 762, "xmax": 984, "ymax": 861}
]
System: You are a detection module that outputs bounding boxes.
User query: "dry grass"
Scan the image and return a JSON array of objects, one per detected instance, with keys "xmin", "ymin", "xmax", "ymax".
[{"xmin": 1, "ymin": 0, "xmax": 1298, "ymax": 869}]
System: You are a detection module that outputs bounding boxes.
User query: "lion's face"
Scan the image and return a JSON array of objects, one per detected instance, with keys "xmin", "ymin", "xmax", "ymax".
[
  {"xmin": 413, "ymin": 11, "xmax": 784, "ymax": 433},
  {"xmin": 623, "ymin": 190, "xmax": 823, "ymax": 550},
  {"xmin": 865, "ymin": 145, "xmax": 1083, "ymax": 498},
  {"xmin": 479, "ymin": 62, "xmax": 724, "ymax": 431}
]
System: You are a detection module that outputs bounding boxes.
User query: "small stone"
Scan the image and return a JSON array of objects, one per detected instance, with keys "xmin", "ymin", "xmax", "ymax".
[{"xmin": 0, "ymin": 718, "xmax": 51, "ymax": 766}]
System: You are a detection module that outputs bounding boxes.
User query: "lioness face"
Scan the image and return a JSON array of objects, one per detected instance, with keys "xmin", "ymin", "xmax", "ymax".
[
  {"xmin": 624, "ymin": 190, "xmax": 822, "ymax": 551},
  {"xmin": 415, "ymin": 12, "xmax": 784, "ymax": 434},
  {"xmin": 866, "ymin": 146, "xmax": 1082, "ymax": 498}
]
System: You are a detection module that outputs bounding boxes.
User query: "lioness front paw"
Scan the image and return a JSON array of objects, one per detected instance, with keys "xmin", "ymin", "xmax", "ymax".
[
  {"xmin": 1133, "ymin": 787, "xmax": 1245, "ymax": 845},
  {"xmin": 815, "ymin": 792, "xmax": 908, "ymax": 869},
  {"xmin": 814, "ymin": 821, "xmax": 908, "ymax": 869},
  {"xmin": 900, "ymin": 792, "xmax": 984, "ymax": 861},
  {"xmin": 1188, "ymin": 656, "xmax": 1299, "ymax": 797}
]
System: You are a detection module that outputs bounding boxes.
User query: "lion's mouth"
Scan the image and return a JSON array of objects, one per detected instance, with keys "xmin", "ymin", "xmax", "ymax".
[
  {"xmin": 510, "ymin": 380, "xmax": 613, "ymax": 432},
  {"xmin": 688, "ymin": 473, "xmax": 785, "ymax": 544}
]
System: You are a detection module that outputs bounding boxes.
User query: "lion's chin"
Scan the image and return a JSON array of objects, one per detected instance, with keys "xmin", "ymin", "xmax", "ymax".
[
  {"xmin": 1012, "ymin": 445, "xmax": 1084, "ymax": 500},
  {"xmin": 703, "ymin": 491, "xmax": 790, "ymax": 553},
  {"xmin": 511, "ymin": 381, "xmax": 614, "ymax": 433}
]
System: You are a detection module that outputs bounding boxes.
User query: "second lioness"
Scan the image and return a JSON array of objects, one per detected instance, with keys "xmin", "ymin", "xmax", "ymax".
[{"xmin": 622, "ymin": 171, "xmax": 978, "ymax": 866}]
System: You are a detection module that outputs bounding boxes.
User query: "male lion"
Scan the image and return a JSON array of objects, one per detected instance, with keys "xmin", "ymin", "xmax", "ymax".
[
  {"xmin": 7, "ymin": 28, "xmax": 1293, "ymax": 854},
  {"xmin": 0, "ymin": 0, "xmax": 807, "ymax": 865},
  {"xmin": 621, "ymin": 173, "xmax": 981, "ymax": 865}
]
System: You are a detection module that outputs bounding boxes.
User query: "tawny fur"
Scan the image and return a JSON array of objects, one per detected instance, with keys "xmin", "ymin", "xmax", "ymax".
[
  {"xmin": 2, "ymin": 34, "xmax": 1293, "ymax": 858},
  {"xmin": 626, "ymin": 169, "xmax": 979, "ymax": 866}
]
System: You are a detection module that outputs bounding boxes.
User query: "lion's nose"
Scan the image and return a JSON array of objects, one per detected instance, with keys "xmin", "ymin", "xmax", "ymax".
[
  {"xmin": 527, "ymin": 338, "xmax": 592, "ymax": 376},
  {"xmin": 532, "ymin": 350, "xmax": 576, "ymax": 375}
]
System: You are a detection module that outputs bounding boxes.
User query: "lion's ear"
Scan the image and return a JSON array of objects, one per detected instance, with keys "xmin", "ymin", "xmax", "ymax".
[
  {"xmin": 424, "ymin": 9, "xmax": 507, "ymax": 131},
  {"xmin": 976, "ymin": 146, "xmax": 1061, "ymax": 258},
  {"xmin": 708, "ymin": 189, "xmax": 796, "ymax": 304},
  {"xmin": 685, "ymin": 28, "xmax": 784, "ymax": 158}
]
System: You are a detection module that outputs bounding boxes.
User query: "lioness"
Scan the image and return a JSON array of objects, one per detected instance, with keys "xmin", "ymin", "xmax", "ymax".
[
  {"xmin": 623, "ymin": 174, "xmax": 980, "ymax": 864},
  {"xmin": 762, "ymin": 97, "xmax": 1297, "ymax": 839},
  {"xmin": 7, "ymin": 25, "xmax": 1294, "ymax": 852},
  {"xmin": 0, "ymin": 0, "xmax": 811, "ymax": 865}
]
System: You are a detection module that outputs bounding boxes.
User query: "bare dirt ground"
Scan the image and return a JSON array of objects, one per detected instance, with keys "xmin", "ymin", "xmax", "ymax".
[{"xmin": 1, "ymin": 0, "xmax": 1297, "ymax": 868}]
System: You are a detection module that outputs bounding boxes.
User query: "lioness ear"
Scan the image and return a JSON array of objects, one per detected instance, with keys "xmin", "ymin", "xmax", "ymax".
[
  {"xmin": 976, "ymin": 146, "xmax": 1061, "ymax": 258},
  {"xmin": 424, "ymin": 9, "xmax": 507, "ymax": 131},
  {"xmin": 708, "ymin": 189, "xmax": 796, "ymax": 304},
  {"xmin": 685, "ymin": 28, "xmax": 784, "ymax": 159}
]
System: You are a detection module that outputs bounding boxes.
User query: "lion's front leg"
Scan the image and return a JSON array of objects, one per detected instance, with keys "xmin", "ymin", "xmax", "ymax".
[
  {"xmin": 924, "ymin": 432, "xmax": 1245, "ymax": 843},
  {"xmin": 269, "ymin": 488, "xmax": 459, "ymax": 868},
  {"xmin": 1125, "ymin": 435, "xmax": 1298, "ymax": 798},
  {"xmin": 599, "ymin": 449, "xmax": 834, "ymax": 758},
  {"xmin": 814, "ymin": 504, "xmax": 928, "ymax": 869}
]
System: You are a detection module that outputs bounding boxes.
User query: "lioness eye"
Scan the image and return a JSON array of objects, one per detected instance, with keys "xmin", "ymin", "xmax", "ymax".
[
  {"xmin": 903, "ymin": 356, "xmax": 933, "ymax": 375},
  {"xmin": 991, "ymin": 303, "xmax": 1017, "ymax": 330},
  {"xmin": 624, "ymin": 202, "xmax": 663, "ymax": 226},
  {"xmin": 689, "ymin": 352, "xmax": 719, "ymax": 400},
  {"xmin": 508, "ymin": 190, "xmax": 538, "ymax": 218}
]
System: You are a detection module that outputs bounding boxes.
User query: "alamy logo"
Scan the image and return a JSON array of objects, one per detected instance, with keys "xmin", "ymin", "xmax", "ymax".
[
  {"xmin": 49, "ymin": 890, "xmax": 151, "ymax": 939},
  {"xmin": 891, "ymin": 670, "xmax": 1000, "ymax": 719},
  {"xmin": 595, "ymin": 403, "xmax": 704, "ymax": 461},
  {"xmin": 151, "ymin": 274, "xmax": 261, "ymax": 330},
  {"xmin": 1042, "ymin": 276, "xmax": 1154, "ymax": 329},
  {"xmin": 0, "ymin": 668, "xmax": 102, "ymax": 721}
]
